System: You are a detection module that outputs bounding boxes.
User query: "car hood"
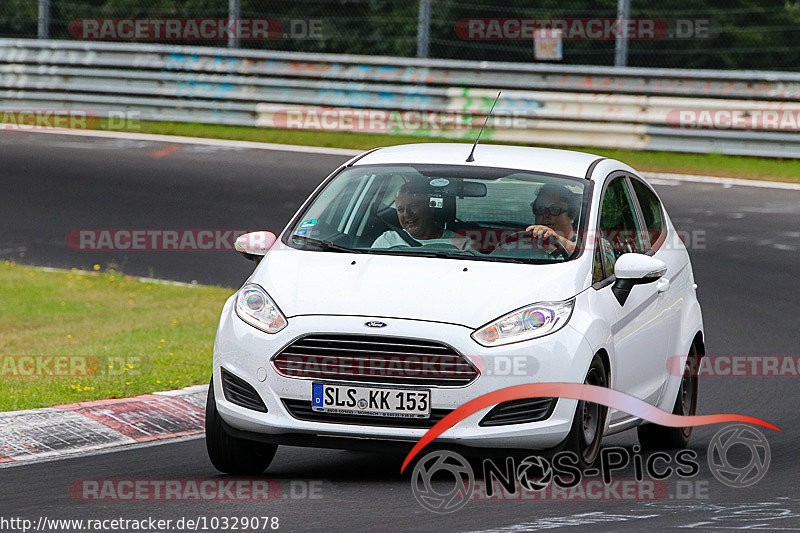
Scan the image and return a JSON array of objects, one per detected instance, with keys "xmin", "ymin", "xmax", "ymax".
[{"xmin": 251, "ymin": 246, "xmax": 589, "ymax": 329}]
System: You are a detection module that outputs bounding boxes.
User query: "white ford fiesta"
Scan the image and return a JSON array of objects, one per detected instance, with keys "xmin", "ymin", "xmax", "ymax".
[{"xmin": 205, "ymin": 143, "xmax": 704, "ymax": 474}]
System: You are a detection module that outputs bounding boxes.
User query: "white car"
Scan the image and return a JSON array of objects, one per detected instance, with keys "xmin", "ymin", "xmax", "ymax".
[{"xmin": 205, "ymin": 143, "xmax": 704, "ymax": 474}]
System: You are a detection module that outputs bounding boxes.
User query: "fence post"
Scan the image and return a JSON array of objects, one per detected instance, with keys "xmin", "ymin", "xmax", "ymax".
[
  {"xmin": 228, "ymin": 0, "xmax": 241, "ymax": 48},
  {"xmin": 614, "ymin": 0, "xmax": 630, "ymax": 67},
  {"xmin": 416, "ymin": 0, "xmax": 431, "ymax": 58},
  {"xmin": 37, "ymin": 0, "xmax": 50, "ymax": 39}
]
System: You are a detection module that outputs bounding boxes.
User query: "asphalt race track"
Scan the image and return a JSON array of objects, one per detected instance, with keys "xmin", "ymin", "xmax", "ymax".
[{"xmin": 2, "ymin": 131, "xmax": 800, "ymax": 531}]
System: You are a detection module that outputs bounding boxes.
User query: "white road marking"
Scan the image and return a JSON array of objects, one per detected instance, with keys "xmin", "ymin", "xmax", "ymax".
[
  {"xmin": 471, "ymin": 501, "xmax": 800, "ymax": 533},
  {"xmin": 0, "ymin": 127, "xmax": 363, "ymax": 156},
  {"xmin": 464, "ymin": 512, "xmax": 661, "ymax": 532},
  {"xmin": 641, "ymin": 172, "xmax": 800, "ymax": 191},
  {"xmin": 6, "ymin": 128, "xmax": 800, "ymax": 191},
  {"xmin": 679, "ymin": 525, "xmax": 800, "ymax": 530},
  {"xmin": 35, "ymin": 265, "xmax": 202, "ymax": 287},
  {"xmin": 0, "ymin": 246, "xmax": 26, "ymax": 254}
]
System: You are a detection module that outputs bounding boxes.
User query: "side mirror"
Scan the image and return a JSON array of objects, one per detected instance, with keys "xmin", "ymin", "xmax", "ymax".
[
  {"xmin": 612, "ymin": 253, "xmax": 667, "ymax": 305},
  {"xmin": 234, "ymin": 231, "xmax": 277, "ymax": 263}
]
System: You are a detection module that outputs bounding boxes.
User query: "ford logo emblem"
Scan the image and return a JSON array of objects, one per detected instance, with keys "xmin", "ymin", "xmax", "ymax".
[{"xmin": 364, "ymin": 321, "xmax": 387, "ymax": 328}]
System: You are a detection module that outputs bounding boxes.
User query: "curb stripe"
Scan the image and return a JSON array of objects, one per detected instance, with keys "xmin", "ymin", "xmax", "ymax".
[{"xmin": 0, "ymin": 385, "xmax": 208, "ymax": 465}]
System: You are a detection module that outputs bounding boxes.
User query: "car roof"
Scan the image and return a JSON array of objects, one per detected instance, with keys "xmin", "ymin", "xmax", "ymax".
[{"xmin": 351, "ymin": 143, "xmax": 605, "ymax": 179}]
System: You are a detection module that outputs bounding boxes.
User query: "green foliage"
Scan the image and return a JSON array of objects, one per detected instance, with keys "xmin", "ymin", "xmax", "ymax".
[
  {"xmin": 0, "ymin": 261, "xmax": 231, "ymax": 411},
  {"xmin": 0, "ymin": 0, "xmax": 38, "ymax": 37},
  {"xmin": 2, "ymin": 0, "xmax": 800, "ymax": 69}
]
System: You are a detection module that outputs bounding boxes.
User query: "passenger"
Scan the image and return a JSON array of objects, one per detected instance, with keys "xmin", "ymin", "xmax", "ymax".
[{"xmin": 372, "ymin": 181, "xmax": 465, "ymax": 248}]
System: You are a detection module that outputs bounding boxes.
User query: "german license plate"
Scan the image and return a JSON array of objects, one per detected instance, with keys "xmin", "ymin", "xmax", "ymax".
[{"xmin": 312, "ymin": 383, "xmax": 430, "ymax": 418}]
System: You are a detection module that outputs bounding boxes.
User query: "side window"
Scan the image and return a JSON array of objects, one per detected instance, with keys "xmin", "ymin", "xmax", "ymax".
[
  {"xmin": 630, "ymin": 179, "xmax": 664, "ymax": 249},
  {"xmin": 592, "ymin": 247, "xmax": 605, "ymax": 284},
  {"xmin": 597, "ymin": 177, "xmax": 646, "ymax": 279},
  {"xmin": 354, "ymin": 174, "xmax": 406, "ymax": 245}
]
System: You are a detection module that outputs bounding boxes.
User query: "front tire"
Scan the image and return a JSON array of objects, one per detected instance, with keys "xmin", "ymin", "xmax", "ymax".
[
  {"xmin": 205, "ymin": 379, "xmax": 278, "ymax": 474},
  {"xmin": 562, "ymin": 354, "xmax": 608, "ymax": 467},
  {"xmin": 637, "ymin": 344, "xmax": 699, "ymax": 450}
]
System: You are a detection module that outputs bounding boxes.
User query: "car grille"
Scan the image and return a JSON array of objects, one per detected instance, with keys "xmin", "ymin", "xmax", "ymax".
[
  {"xmin": 479, "ymin": 398, "xmax": 556, "ymax": 426},
  {"xmin": 272, "ymin": 334, "xmax": 479, "ymax": 386},
  {"xmin": 282, "ymin": 399, "xmax": 451, "ymax": 428},
  {"xmin": 221, "ymin": 369, "xmax": 268, "ymax": 412}
]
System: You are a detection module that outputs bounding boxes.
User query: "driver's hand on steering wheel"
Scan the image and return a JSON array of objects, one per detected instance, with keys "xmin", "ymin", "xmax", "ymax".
[{"xmin": 525, "ymin": 225, "xmax": 576, "ymax": 254}]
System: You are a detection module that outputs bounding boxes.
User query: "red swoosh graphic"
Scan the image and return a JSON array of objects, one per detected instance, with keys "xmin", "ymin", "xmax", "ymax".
[{"xmin": 400, "ymin": 383, "xmax": 780, "ymax": 473}]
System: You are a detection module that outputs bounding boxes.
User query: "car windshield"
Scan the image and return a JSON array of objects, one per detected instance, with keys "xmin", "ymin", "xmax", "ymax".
[{"xmin": 284, "ymin": 164, "xmax": 589, "ymax": 264}]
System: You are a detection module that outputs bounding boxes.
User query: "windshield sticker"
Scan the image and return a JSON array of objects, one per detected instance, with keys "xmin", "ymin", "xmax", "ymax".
[
  {"xmin": 430, "ymin": 178, "xmax": 449, "ymax": 187},
  {"xmin": 295, "ymin": 229, "xmax": 309, "ymax": 236},
  {"xmin": 299, "ymin": 219, "xmax": 318, "ymax": 229}
]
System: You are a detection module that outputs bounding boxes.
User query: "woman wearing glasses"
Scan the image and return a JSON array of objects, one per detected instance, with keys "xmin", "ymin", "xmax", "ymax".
[{"xmin": 524, "ymin": 183, "xmax": 580, "ymax": 255}]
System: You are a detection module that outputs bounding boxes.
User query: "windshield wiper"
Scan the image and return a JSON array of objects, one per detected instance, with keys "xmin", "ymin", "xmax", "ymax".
[
  {"xmin": 429, "ymin": 251, "xmax": 527, "ymax": 263},
  {"xmin": 291, "ymin": 235, "xmax": 364, "ymax": 254},
  {"xmin": 369, "ymin": 249, "xmax": 527, "ymax": 264}
]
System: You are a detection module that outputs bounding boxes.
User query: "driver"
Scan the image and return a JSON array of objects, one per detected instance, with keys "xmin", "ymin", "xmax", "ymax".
[
  {"xmin": 493, "ymin": 183, "xmax": 579, "ymax": 256},
  {"xmin": 372, "ymin": 181, "xmax": 466, "ymax": 248},
  {"xmin": 525, "ymin": 183, "xmax": 579, "ymax": 255}
]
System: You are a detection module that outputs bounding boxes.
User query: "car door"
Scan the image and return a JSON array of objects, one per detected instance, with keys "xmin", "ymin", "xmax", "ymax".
[
  {"xmin": 628, "ymin": 176, "xmax": 685, "ymax": 403},
  {"xmin": 590, "ymin": 173, "xmax": 672, "ymax": 412}
]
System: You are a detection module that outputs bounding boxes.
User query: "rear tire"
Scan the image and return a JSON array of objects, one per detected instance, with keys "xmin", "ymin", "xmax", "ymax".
[
  {"xmin": 205, "ymin": 379, "xmax": 277, "ymax": 474},
  {"xmin": 637, "ymin": 344, "xmax": 699, "ymax": 450},
  {"xmin": 561, "ymin": 354, "xmax": 608, "ymax": 468}
]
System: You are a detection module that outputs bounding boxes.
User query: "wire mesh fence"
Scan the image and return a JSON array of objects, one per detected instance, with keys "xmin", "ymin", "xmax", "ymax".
[{"xmin": 2, "ymin": 0, "xmax": 800, "ymax": 70}]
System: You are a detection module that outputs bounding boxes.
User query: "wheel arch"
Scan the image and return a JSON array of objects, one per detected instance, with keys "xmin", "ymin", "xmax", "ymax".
[
  {"xmin": 595, "ymin": 347, "xmax": 611, "ymax": 385},
  {"xmin": 692, "ymin": 330, "xmax": 705, "ymax": 358},
  {"xmin": 656, "ymin": 328, "xmax": 705, "ymax": 413}
]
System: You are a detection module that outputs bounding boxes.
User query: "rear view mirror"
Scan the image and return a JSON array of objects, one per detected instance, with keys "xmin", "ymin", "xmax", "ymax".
[
  {"xmin": 235, "ymin": 231, "xmax": 277, "ymax": 263},
  {"xmin": 612, "ymin": 253, "xmax": 667, "ymax": 305},
  {"xmin": 457, "ymin": 181, "xmax": 487, "ymax": 197}
]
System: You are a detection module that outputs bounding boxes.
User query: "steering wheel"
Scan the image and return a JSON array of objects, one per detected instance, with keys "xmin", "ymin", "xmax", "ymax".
[{"xmin": 496, "ymin": 230, "xmax": 571, "ymax": 260}]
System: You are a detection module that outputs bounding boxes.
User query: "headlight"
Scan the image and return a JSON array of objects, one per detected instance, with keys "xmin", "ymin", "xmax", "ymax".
[
  {"xmin": 472, "ymin": 299, "xmax": 574, "ymax": 347},
  {"xmin": 235, "ymin": 283, "xmax": 287, "ymax": 333}
]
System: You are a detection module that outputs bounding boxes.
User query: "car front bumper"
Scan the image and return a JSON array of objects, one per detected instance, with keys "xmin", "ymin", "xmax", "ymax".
[{"xmin": 212, "ymin": 297, "xmax": 595, "ymax": 451}]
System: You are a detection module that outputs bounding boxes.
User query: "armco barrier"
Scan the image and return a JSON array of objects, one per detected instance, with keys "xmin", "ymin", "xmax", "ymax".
[{"xmin": 1, "ymin": 39, "xmax": 799, "ymax": 158}]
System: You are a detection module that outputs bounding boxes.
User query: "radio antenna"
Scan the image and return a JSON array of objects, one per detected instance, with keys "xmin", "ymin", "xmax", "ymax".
[{"xmin": 466, "ymin": 91, "xmax": 501, "ymax": 163}]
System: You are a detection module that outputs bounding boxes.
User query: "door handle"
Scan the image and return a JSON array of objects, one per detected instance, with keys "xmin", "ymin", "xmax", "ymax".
[{"xmin": 657, "ymin": 277, "xmax": 671, "ymax": 293}]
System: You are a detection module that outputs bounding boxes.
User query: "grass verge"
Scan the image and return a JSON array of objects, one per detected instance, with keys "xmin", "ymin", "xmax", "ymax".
[
  {"xmin": 114, "ymin": 119, "xmax": 800, "ymax": 183},
  {"xmin": 0, "ymin": 261, "xmax": 232, "ymax": 411}
]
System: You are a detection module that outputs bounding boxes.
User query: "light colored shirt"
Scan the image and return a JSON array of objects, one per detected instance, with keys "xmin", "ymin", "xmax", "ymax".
[{"xmin": 372, "ymin": 229, "xmax": 460, "ymax": 249}]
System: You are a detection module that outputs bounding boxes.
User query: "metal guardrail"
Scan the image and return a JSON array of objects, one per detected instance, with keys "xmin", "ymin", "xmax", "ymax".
[{"xmin": 1, "ymin": 39, "xmax": 800, "ymax": 158}]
